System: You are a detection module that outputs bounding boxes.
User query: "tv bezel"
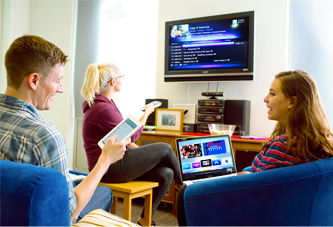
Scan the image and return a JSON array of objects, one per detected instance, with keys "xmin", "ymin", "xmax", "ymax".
[{"xmin": 164, "ymin": 11, "xmax": 254, "ymax": 82}]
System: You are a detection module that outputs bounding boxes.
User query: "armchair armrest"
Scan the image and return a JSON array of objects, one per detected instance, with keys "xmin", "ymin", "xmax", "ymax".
[{"xmin": 0, "ymin": 160, "xmax": 70, "ymax": 226}]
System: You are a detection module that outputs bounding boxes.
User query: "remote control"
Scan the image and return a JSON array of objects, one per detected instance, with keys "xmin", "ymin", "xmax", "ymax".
[{"xmin": 141, "ymin": 101, "xmax": 162, "ymax": 111}]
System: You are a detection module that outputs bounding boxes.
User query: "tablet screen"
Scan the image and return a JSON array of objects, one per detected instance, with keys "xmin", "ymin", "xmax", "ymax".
[{"xmin": 101, "ymin": 118, "xmax": 138, "ymax": 144}]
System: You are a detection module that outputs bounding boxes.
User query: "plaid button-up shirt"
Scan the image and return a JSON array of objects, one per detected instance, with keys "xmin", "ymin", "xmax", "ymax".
[{"xmin": 0, "ymin": 94, "xmax": 77, "ymax": 219}]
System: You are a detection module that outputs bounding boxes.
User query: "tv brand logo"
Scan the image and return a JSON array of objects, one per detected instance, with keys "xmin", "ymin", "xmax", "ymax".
[{"xmin": 203, "ymin": 71, "xmax": 209, "ymax": 74}]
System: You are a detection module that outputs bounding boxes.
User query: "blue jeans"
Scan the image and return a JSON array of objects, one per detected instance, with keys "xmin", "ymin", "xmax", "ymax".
[{"xmin": 77, "ymin": 186, "xmax": 112, "ymax": 221}]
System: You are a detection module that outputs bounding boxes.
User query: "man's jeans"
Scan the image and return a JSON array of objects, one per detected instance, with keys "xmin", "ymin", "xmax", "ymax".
[{"xmin": 77, "ymin": 186, "xmax": 112, "ymax": 221}]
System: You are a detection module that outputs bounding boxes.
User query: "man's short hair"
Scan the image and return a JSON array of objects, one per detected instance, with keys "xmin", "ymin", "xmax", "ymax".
[{"xmin": 5, "ymin": 35, "xmax": 69, "ymax": 89}]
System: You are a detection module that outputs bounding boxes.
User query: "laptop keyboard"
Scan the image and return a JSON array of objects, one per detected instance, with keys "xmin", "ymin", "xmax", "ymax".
[{"xmin": 184, "ymin": 173, "xmax": 237, "ymax": 185}]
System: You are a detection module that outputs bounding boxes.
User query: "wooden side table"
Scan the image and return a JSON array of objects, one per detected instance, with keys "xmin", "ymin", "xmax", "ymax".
[{"xmin": 99, "ymin": 181, "xmax": 159, "ymax": 226}]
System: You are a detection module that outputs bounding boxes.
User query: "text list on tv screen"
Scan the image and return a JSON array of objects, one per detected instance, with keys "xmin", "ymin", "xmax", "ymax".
[{"xmin": 168, "ymin": 16, "xmax": 250, "ymax": 71}]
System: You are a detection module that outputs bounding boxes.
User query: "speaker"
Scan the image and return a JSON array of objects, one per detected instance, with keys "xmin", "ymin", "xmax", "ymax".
[
  {"xmin": 145, "ymin": 99, "xmax": 168, "ymax": 126},
  {"xmin": 224, "ymin": 100, "xmax": 250, "ymax": 135}
]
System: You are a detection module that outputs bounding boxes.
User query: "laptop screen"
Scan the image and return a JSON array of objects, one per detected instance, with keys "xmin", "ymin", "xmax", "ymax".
[{"xmin": 176, "ymin": 135, "xmax": 237, "ymax": 181}]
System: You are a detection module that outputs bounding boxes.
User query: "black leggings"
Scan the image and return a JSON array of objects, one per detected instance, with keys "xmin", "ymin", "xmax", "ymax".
[{"xmin": 101, "ymin": 142, "xmax": 182, "ymax": 218}]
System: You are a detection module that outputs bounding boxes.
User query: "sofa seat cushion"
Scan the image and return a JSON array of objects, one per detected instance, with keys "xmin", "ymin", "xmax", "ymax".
[{"xmin": 72, "ymin": 209, "xmax": 139, "ymax": 227}]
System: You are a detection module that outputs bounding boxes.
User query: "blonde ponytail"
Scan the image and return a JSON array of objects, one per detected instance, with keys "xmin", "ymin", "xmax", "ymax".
[
  {"xmin": 81, "ymin": 62, "xmax": 121, "ymax": 107},
  {"xmin": 81, "ymin": 64, "xmax": 100, "ymax": 107}
]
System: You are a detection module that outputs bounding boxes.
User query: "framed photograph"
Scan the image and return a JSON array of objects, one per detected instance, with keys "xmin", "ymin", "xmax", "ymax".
[
  {"xmin": 155, "ymin": 108, "xmax": 184, "ymax": 132},
  {"xmin": 173, "ymin": 103, "xmax": 196, "ymax": 124}
]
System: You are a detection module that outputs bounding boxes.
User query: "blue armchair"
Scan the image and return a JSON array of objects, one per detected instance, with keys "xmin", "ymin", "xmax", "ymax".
[
  {"xmin": 0, "ymin": 160, "xmax": 70, "ymax": 226},
  {"xmin": 183, "ymin": 158, "xmax": 333, "ymax": 226}
]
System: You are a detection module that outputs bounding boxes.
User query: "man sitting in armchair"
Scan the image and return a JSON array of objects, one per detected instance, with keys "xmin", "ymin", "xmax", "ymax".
[{"xmin": 0, "ymin": 35, "xmax": 130, "ymax": 224}]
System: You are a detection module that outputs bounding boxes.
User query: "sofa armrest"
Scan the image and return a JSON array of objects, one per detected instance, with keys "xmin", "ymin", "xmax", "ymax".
[{"xmin": 0, "ymin": 160, "xmax": 70, "ymax": 226}]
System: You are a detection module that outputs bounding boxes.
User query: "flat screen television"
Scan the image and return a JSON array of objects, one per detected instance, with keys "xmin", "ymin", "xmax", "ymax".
[{"xmin": 165, "ymin": 11, "xmax": 254, "ymax": 82}]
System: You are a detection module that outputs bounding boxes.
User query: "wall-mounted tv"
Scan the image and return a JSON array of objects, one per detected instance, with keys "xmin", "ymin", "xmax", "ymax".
[{"xmin": 165, "ymin": 11, "xmax": 254, "ymax": 82}]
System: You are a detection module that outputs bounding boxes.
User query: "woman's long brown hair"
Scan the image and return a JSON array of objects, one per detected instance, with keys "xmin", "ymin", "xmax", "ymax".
[{"xmin": 270, "ymin": 70, "xmax": 333, "ymax": 161}]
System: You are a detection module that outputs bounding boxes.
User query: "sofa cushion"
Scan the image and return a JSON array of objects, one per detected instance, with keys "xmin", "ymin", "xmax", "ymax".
[{"xmin": 72, "ymin": 209, "xmax": 139, "ymax": 227}]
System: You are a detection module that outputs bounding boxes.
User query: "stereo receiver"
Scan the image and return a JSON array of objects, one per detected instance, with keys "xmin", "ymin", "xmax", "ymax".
[
  {"xmin": 198, "ymin": 99, "xmax": 225, "ymax": 107},
  {"xmin": 198, "ymin": 106, "xmax": 224, "ymax": 114},
  {"xmin": 197, "ymin": 114, "xmax": 224, "ymax": 123}
]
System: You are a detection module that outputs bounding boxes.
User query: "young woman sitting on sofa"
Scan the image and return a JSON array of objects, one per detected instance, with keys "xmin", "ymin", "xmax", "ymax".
[{"xmin": 177, "ymin": 70, "xmax": 333, "ymax": 226}]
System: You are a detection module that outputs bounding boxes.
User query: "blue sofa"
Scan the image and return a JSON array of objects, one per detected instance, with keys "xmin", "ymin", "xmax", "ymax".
[
  {"xmin": 0, "ymin": 160, "xmax": 70, "ymax": 226},
  {"xmin": 183, "ymin": 157, "xmax": 333, "ymax": 226}
]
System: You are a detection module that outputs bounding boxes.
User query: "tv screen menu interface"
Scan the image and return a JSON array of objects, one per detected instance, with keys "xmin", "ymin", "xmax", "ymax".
[
  {"xmin": 168, "ymin": 16, "xmax": 250, "ymax": 71},
  {"xmin": 178, "ymin": 137, "xmax": 234, "ymax": 175}
]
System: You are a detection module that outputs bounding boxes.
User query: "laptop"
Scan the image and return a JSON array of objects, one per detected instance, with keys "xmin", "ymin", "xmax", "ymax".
[{"xmin": 176, "ymin": 134, "xmax": 237, "ymax": 185}]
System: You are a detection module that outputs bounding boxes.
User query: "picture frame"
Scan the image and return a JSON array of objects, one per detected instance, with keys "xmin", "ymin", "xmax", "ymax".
[
  {"xmin": 173, "ymin": 103, "xmax": 196, "ymax": 124},
  {"xmin": 155, "ymin": 108, "xmax": 184, "ymax": 132}
]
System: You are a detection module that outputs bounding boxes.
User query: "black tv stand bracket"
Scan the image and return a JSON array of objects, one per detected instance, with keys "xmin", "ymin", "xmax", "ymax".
[{"xmin": 201, "ymin": 92, "xmax": 224, "ymax": 99}]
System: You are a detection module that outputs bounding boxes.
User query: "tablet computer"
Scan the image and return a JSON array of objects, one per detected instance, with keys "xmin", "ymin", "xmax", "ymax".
[{"xmin": 98, "ymin": 115, "xmax": 142, "ymax": 149}]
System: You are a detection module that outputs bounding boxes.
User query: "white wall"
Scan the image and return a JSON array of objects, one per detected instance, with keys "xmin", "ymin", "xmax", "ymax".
[
  {"xmin": 289, "ymin": 0, "xmax": 333, "ymax": 125},
  {"xmin": 0, "ymin": 0, "xmax": 30, "ymax": 93},
  {"xmin": 156, "ymin": 0, "xmax": 290, "ymax": 137},
  {"xmin": 0, "ymin": 0, "xmax": 77, "ymax": 168}
]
